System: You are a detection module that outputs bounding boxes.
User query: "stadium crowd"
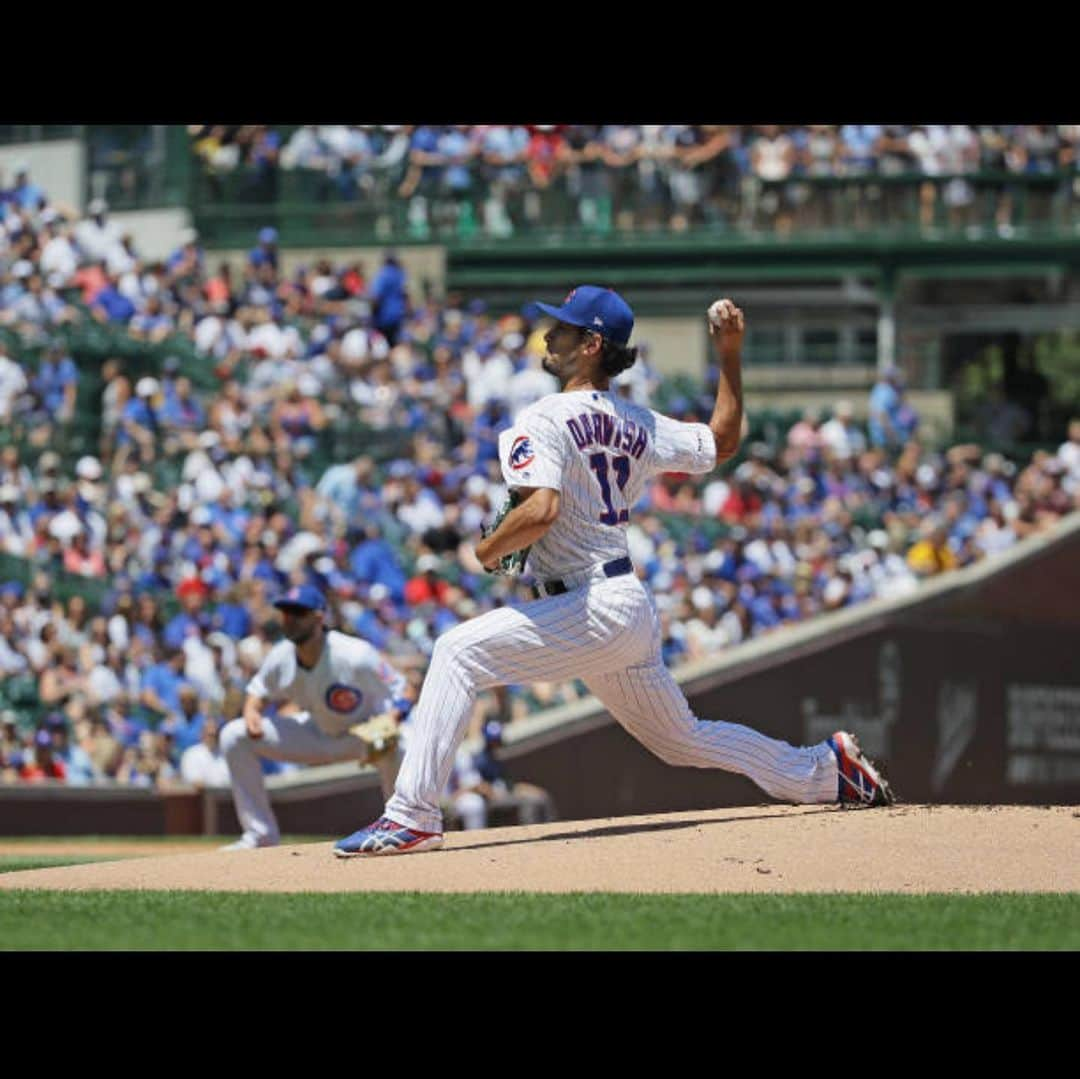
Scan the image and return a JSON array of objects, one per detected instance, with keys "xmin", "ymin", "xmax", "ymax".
[
  {"xmin": 0, "ymin": 170, "xmax": 1078, "ymax": 790},
  {"xmin": 189, "ymin": 124, "xmax": 1080, "ymax": 234}
]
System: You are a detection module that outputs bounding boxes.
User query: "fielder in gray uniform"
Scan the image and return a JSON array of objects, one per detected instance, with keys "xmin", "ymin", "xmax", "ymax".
[
  {"xmin": 219, "ymin": 584, "xmax": 413, "ymax": 850},
  {"xmin": 334, "ymin": 287, "xmax": 893, "ymax": 858}
]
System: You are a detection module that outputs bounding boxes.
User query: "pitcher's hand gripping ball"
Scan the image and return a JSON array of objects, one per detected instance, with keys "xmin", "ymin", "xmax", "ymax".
[
  {"xmin": 708, "ymin": 298, "xmax": 745, "ymax": 337},
  {"xmin": 348, "ymin": 713, "xmax": 400, "ymax": 761},
  {"xmin": 481, "ymin": 489, "xmax": 531, "ymax": 576}
]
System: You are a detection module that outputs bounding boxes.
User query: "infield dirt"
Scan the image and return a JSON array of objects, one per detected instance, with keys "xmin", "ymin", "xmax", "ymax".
[{"xmin": 1, "ymin": 804, "xmax": 1077, "ymax": 894}]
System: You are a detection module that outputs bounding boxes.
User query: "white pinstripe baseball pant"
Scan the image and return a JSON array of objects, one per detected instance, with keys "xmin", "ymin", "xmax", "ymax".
[{"xmin": 385, "ymin": 574, "xmax": 838, "ymax": 834}]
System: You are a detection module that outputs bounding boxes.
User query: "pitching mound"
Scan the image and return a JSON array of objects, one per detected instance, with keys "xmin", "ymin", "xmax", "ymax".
[{"xmin": 1, "ymin": 805, "xmax": 1076, "ymax": 894}]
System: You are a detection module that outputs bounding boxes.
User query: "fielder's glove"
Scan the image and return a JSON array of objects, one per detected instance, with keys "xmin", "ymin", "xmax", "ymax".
[
  {"xmin": 480, "ymin": 490, "xmax": 531, "ymax": 576},
  {"xmin": 348, "ymin": 713, "xmax": 400, "ymax": 762}
]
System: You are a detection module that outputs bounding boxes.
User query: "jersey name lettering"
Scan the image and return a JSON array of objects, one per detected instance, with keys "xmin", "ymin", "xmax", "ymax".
[{"xmin": 565, "ymin": 413, "xmax": 648, "ymax": 459}]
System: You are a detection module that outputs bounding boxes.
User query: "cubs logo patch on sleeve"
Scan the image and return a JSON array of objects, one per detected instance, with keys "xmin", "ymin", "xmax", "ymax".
[
  {"xmin": 325, "ymin": 684, "xmax": 364, "ymax": 713},
  {"xmin": 509, "ymin": 435, "xmax": 535, "ymax": 471}
]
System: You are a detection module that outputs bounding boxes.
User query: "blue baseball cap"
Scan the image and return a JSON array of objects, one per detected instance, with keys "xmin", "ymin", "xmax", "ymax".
[
  {"xmin": 534, "ymin": 285, "xmax": 634, "ymax": 346},
  {"xmin": 273, "ymin": 584, "xmax": 326, "ymax": 612},
  {"xmin": 258, "ymin": 227, "xmax": 278, "ymax": 245}
]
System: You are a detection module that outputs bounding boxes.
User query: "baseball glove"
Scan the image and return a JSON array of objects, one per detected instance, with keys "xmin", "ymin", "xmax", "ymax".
[
  {"xmin": 481, "ymin": 489, "xmax": 531, "ymax": 576},
  {"xmin": 348, "ymin": 713, "xmax": 400, "ymax": 761}
]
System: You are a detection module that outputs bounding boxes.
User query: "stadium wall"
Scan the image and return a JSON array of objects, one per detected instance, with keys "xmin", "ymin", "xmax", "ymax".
[
  {"xmin": 0, "ymin": 139, "xmax": 83, "ymax": 212},
  {"xmin": 109, "ymin": 208, "xmax": 194, "ymax": 262}
]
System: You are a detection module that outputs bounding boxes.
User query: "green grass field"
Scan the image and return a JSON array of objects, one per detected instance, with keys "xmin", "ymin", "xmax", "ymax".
[{"xmin": 1, "ymin": 855, "xmax": 1077, "ymax": 950}]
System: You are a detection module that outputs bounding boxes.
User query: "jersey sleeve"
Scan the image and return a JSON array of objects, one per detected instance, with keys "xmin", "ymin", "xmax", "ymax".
[
  {"xmin": 245, "ymin": 647, "xmax": 282, "ymax": 700},
  {"xmin": 650, "ymin": 413, "xmax": 717, "ymax": 475},
  {"xmin": 371, "ymin": 652, "xmax": 410, "ymax": 713},
  {"xmin": 498, "ymin": 410, "xmax": 566, "ymax": 490},
  {"xmin": 348, "ymin": 636, "xmax": 412, "ymax": 715}
]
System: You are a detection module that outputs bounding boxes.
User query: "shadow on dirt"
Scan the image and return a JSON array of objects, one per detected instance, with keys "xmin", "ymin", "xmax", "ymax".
[{"xmin": 447, "ymin": 807, "xmax": 835, "ymax": 853}]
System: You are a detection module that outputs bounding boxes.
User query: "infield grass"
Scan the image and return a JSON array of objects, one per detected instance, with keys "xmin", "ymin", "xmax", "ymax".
[{"xmin": 0, "ymin": 890, "xmax": 1076, "ymax": 951}]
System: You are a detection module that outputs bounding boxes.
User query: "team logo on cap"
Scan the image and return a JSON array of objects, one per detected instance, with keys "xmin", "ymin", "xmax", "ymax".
[
  {"xmin": 563, "ymin": 288, "xmax": 577, "ymax": 304},
  {"xmin": 509, "ymin": 435, "xmax": 535, "ymax": 471},
  {"xmin": 326, "ymin": 684, "xmax": 364, "ymax": 713}
]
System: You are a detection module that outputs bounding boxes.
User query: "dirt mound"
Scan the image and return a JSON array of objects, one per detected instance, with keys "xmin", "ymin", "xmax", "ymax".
[{"xmin": 1, "ymin": 805, "xmax": 1076, "ymax": 894}]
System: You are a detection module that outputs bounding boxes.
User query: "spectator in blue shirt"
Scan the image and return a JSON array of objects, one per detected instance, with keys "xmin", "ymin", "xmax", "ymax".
[
  {"xmin": 471, "ymin": 398, "xmax": 510, "ymax": 466},
  {"xmin": 249, "ymin": 226, "xmax": 279, "ymax": 270},
  {"xmin": 840, "ymin": 125, "xmax": 883, "ymax": 175},
  {"xmin": 33, "ymin": 345, "xmax": 78, "ymax": 422},
  {"xmin": 401, "ymin": 126, "xmax": 444, "ymax": 195},
  {"xmin": 350, "ymin": 605, "xmax": 390, "ymax": 650},
  {"xmin": 39, "ymin": 715, "xmax": 95, "ymax": 786},
  {"xmin": 439, "ymin": 126, "xmax": 477, "ymax": 197},
  {"xmin": 349, "ymin": 525, "xmax": 407, "ymax": 602},
  {"xmin": 213, "ymin": 588, "xmax": 252, "ymax": 640},
  {"xmin": 163, "ymin": 576, "xmax": 213, "ymax": 650},
  {"xmin": 868, "ymin": 366, "xmax": 919, "ymax": 450},
  {"xmin": 92, "ymin": 275, "xmax": 136, "ymax": 324},
  {"xmin": 165, "ymin": 227, "xmax": 204, "ymax": 277},
  {"xmin": 482, "ymin": 125, "xmax": 530, "ymax": 185},
  {"xmin": 315, "ymin": 456, "xmax": 379, "ymax": 523},
  {"xmin": 129, "ymin": 295, "xmax": 174, "ymax": 341},
  {"xmin": 162, "ymin": 685, "xmax": 210, "ymax": 754},
  {"xmin": 116, "ymin": 377, "xmax": 160, "ymax": 456},
  {"xmin": 133, "ymin": 554, "xmax": 172, "ymax": 601},
  {"xmin": 370, "ymin": 252, "xmax": 408, "ymax": 346},
  {"xmin": 160, "ymin": 375, "xmax": 206, "ymax": 435},
  {"xmin": 207, "ymin": 490, "xmax": 249, "ymax": 546},
  {"xmin": 11, "ymin": 164, "xmax": 45, "ymax": 211},
  {"xmin": 140, "ymin": 646, "xmax": 191, "ymax": 721}
]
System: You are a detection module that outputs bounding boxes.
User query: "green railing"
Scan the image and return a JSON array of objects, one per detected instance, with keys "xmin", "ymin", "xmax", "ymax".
[
  {"xmin": 83, "ymin": 125, "xmax": 193, "ymax": 212},
  {"xmin": 0, "ymin": 125, "xmax": 81, "ymax": 145},
  {"xmin": 191, "ymin": 166, "xmax": 1080, "ymax": 249}
]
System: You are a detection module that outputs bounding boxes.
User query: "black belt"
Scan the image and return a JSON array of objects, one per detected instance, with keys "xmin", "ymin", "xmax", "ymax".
[{"xmin": 533, "ymin": 557, "xmax": 633, "ymax": 598}]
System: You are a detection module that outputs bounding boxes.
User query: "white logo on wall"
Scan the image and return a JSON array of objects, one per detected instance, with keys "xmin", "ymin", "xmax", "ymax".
[
  {"xmin": 932, "ymin": 681, "xmax": 977, "ymax": 793},
  {"xmin": 802, "ymin": 641, "xmax": 900, "ymax": 759},
  {"xmin": 1006, "ymin": 683, "xmax": 1080, "ymax": 786}
]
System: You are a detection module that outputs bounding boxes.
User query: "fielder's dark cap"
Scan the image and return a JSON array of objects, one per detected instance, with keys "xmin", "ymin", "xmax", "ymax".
[
  {"xmin": 273, "ymin": 585, "xmax": 326, "ymax": 612},
  {"xmin": 534, "ymin": 285, "xmax": 634, "ymax": 346}
]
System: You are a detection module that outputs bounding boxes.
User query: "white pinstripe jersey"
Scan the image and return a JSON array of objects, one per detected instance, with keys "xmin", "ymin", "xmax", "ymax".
[
  {"xmin": 246, "ymin": 630, "xmax": 409, "ymax": 738},
  {"xmin": 498, "ymin": 389, "xmax": 716, "ymax": 580}
]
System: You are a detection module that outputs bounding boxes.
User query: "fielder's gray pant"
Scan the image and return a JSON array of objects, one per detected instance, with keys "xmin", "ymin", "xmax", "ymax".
[
  {"xmin": 385, "ymin": 575, "xmax": 839, "ymax": 835},
  {"xmin": 220, "ymin": 713, "xmax": 401, "ymax": 847}
]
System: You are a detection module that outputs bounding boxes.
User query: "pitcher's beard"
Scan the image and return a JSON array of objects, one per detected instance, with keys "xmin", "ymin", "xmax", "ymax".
[
  {"xmin": 284, "ymin": 624, "xmax": 318, "ymax": 646},
  {"xmin": 542, "ymin": 355, "xmax": 569, "ymax": 386}
]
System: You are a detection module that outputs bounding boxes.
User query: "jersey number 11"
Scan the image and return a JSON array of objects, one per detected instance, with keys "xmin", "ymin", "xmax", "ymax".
[{"xmin": 589, "ymin": 452, "xmax": 630, "ymax": 525}]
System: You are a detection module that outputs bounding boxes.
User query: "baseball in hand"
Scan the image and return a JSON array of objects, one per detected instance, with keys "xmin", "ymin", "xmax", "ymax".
[{"xmin": 708, "ymin": 298, "xmax": 744, "ymax": 332}]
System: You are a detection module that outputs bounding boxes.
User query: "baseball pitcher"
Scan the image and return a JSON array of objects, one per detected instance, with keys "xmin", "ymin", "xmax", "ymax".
[{"xmin": 335, "ymin": 287, "xmax": 893, "ymax": 857}]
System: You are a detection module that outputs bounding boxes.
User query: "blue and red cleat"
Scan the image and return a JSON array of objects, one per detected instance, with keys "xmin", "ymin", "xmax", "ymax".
[
  {"xmin": 828, "ymin": 731, "xmax": 895, "ymax": 807},
  {"xmin": 334, "ymin": 816, "xmax": 444, "ymax": 858}
]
